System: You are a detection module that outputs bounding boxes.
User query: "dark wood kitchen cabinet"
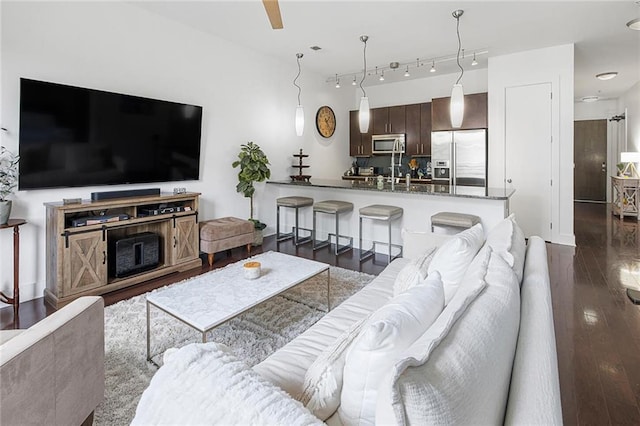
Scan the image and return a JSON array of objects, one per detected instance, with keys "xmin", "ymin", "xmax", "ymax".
[
  {"xmin": 419, "ymin": 102, "xmax": 432, "ymax": 156},
  {"xmin": 349, "ymin": 110, "xmax": 372, "ymax": 156},
  {"xmin": 405, "ymin": 104, "xmax": 421, "ymax": 156},
  {"xmin": 404, "ymin": 103, "xmax": 431, "ymax": 157},
  {"xmin": 431, "ymin": 92, "xmax": 487, "ymax": 131},
  {"xmin": 372, "ymin": 106, "xmax": 406, "ymax": 134}
]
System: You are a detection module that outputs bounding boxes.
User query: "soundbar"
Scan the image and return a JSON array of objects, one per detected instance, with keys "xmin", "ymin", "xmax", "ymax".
[{"xmin": 91, "ymin": 188, "xmax": 161, "ymax": 201}]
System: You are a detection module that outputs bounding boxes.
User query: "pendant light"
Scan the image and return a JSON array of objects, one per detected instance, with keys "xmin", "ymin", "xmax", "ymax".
[
  {"xmin": 450, "ymin": 9, "xmax": 465, "ymax": 129},
  {"xmin": 293, "ymin": 53, "xmax": 304, "ymax": 136},
  {"xmin": 358, "ymin": 35, "xmax": 370, "ymax": 133}
]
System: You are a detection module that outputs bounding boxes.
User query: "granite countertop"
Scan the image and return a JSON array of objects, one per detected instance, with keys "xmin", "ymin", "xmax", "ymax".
[{"xmin": 267, "ymin": 178, "xmax": 515, "ymax": 200}]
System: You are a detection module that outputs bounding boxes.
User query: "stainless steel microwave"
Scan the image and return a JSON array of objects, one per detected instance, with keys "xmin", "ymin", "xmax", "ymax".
[{"xmin": 372, "ymin": 134, "xmax": 405, "ymax": 154}]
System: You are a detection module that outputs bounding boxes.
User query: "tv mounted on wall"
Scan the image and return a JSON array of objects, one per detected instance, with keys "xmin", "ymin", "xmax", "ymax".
[{"xmin": 18, "ymin": 78, "xmax": 202, "ymax": 190}]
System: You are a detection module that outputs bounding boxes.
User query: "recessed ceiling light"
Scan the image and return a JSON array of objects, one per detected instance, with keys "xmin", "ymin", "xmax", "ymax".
[
  {"xmin": 581, "ymin": 96, "xmax": 599, "ymax": 103},
  {"xmin": 309, "ymin": 46, "xmax": 322, "ymax": 51},
  {"xmin": 627, "ymin": 18, "xmax": 640, "ymax": 30},
  {"xmin": 596, "ymin": 72, "xmax": 618, "ymax": 80}
]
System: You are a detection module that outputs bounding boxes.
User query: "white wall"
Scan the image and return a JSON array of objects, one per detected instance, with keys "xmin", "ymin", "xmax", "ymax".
[
  {"xmin": 574, "ymin": 99, "xmax": 619, "ymax": 121},
  {"xmin": 359, "ymin": 68, "xmax": 488, "ymax": 107},
  {"xmin": 0, "ymin": 2, "xmax": 353, "ymax": 302},
  {"xmin": 488, "ymin": 44, "xmax": 575, "ymax": 246},
  {"xmin": 619, "ymin": 80, "xmax": 640, "ymax": 152}
]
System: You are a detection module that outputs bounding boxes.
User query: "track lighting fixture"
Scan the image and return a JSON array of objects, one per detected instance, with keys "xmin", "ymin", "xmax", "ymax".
[
  {"xmin": 293, "ymin": 53, "xmax": 304, "ymax": 136},
  {"xmin": 358, "ymin": 35, "xmax": 370, "ymax": 133},
  {"xmin": 450, "ymin": 9, "xmax": 465, "ymax": 129},
  {"xmin": 326, "ymin": 44, "xmax": 489, "ymax": 87},
  {"xmin": 335, "ymin": 74, "xmax": 340, "ymax": 89}
]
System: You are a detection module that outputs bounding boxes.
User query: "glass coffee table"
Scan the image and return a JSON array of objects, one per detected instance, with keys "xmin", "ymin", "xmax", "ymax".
[{"xmin": 146, "ymin": 251, "xmax": 330, "ymax": 362}]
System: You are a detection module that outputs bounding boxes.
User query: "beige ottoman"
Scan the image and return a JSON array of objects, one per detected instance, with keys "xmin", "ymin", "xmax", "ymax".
[{"xmin": 200, "ymin": 217, "xmax": 254, "ymax": 266}]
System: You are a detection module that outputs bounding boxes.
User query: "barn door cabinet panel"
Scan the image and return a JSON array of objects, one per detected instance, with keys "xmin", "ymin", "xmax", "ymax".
[
  {"xmin": 172, "ymin": 215, "xmax": 199, "ymax": 265},
  {"xmin": 432, "ymin": 92, "xmax": 488, "ymax": 131},
  {"xmin": 44, "ymin": 192, "xmax": 202, "ymax": 308},
  {"xmin": 62, "ymin": 231, "xmax": 107, "ymax": 297}
]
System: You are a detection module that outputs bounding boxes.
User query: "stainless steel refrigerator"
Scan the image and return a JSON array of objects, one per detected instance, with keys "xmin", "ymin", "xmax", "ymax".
[{"xmin": 431, "ymin": 129, "xmax": 487, "ymax": 186}]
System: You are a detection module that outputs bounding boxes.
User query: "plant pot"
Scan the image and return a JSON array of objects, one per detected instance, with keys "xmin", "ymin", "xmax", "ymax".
[
  {"xmin": 0, "ymin": 200, "xmax": 11, "ymax": 225},
  {"xmin": 252, "ymin": 228, "xmax": 264, "ymax": 246}
]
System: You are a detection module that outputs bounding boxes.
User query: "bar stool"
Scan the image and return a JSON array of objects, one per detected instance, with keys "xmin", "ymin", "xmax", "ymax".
[
  {"xmin": 359, "ymin": 204, "xmax": 403, "ymax": 264},
  {"xmin": 430, "ymin": 212, "xmax": 481, "ymax": 233},
  {"xmin": 276, "ymin": 196, "xmax": 314, "ymax": 245},
  {"xmin": 312, "ymin": 200, "xmax": 354, "ymax": 255}
]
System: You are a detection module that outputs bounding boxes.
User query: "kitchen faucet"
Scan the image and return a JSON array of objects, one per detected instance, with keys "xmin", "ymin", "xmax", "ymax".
[{"xmin": 390, "ymin": 137, "xmax": 403, "ymax": 191}]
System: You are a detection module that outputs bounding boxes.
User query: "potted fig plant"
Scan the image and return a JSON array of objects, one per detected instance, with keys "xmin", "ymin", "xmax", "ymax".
[
  {"xmin": 0, "ymin": 146, "xmax": 19, "ymax": 225},
  {"xmin": 232, "ymin": 142, "xmax": 271, "ymax": 245}
]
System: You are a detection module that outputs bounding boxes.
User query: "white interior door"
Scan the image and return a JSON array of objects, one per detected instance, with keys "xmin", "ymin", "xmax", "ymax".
[{"xmin": 505, "ymin": 83, "xmax": 552, "ymax": 240}]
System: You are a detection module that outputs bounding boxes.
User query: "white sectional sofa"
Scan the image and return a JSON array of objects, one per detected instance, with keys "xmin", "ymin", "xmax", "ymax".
[{"xmin": 134, "ymin": 216, "xmax": 562, "ymax": 425}]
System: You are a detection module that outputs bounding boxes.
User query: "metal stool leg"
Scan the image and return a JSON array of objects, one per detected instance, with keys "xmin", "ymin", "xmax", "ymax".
[
  {"xmin": 332, "ymin": 211, "xmax": 353, "ymax": 255},
  {"xmin": 294, "ymin": 206, "xmax": 300, "ymax": 244},
  {"xmin": 292, "ymin": 206, "xmax": 312, "ymax": 246},
  {"xmin": 277, "ymin": 204, "xmax": 294, "ymax": 242},
  {"xmin": 388, "ymin": 217, "xmax": 392, "ymax": 264}
]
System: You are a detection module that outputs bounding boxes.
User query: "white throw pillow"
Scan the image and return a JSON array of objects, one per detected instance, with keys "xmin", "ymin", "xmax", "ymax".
[
  {"xmin": 485, "ymin": 213, "xmax": 527, "ymax": 284},
  {"xmin": 393, "ymin": 246, "xmax": 438, "ymax": 296},
  {"xmin": 340, "ymin": 273, "xmax": 445, "ymax": 426},
  {"xmin": 298, "ymin": 315, "xmax": 370, "ymax": 420},
  {"xmin": 378, "ymin": 249, "xmax": 521, "ymax": 426},
  {"xmin": 428, "ymin": 223, "xmax": 485, "ymax": 304},
  {"xmin": 401, "ymin": 228, "xmax": 453, "ymax": 260}
]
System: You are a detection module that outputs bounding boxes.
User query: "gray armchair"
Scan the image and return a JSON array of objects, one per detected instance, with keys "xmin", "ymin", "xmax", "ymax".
[{"xmin": 0, "ymin": 296, "xmax": 104, "ymax": 425}]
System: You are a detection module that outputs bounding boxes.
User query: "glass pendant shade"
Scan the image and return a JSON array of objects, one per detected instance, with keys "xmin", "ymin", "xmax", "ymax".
[
  {"xmin": 450, "ymin": 84, "xmax": 464, "ymax": 128},
  {"xmin": 295, "ymin": 105, "xmax": 304, "ymax": 136},
  {"xmin": 359, "ymin": 97, "xmax": 370, "ymax": 133}
]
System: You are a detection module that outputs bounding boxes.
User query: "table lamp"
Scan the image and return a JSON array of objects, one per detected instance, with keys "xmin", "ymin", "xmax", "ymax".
[{"xmin": 620, "ymin": 152, "xmax": 640, "ymax": 178}]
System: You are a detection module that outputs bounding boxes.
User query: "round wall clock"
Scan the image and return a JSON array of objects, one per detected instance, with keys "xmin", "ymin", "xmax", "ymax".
[{"xmin": 316, "ymin": 105, "xmax": 336, "ymax": 138}]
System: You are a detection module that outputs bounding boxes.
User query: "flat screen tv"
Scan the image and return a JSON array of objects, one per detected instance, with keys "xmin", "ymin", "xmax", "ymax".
[{"xmin": 18, "ymin": 78, "xmax": 202, "ymax": 190}]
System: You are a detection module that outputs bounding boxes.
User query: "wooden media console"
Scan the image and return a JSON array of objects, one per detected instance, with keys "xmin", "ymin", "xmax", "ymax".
[{"xmin": 44, "ymin": 192, "xmax": 202, "ymax": 308}]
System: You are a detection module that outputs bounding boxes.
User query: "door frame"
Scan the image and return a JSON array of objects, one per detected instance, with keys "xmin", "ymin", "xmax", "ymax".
[{"xmin": 573, "ymin": 119, "xmax": 608, "ymax": 203}]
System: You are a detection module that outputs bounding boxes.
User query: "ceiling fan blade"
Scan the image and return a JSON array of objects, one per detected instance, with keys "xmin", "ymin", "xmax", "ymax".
[{"xmin": 262, "ymin": 0, "xmax": 283, "ymax": 29}]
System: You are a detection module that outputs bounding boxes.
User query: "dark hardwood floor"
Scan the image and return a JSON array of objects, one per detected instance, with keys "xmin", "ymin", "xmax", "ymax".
[
  {"xmin": 3, "ymin": 203, "xmax": 640, "ymax": 425},
  {"xmin": 551, "ymin": 202, "xmax": 640, "ymax": 425}
]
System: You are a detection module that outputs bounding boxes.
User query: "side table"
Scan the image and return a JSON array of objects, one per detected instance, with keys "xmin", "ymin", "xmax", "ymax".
[
  {"xmin": 0, "ymin": 219, "xmax": 26, "ymax": 315},
  {"xmin": 611, "ymin": 176, "xmax": 640, "ymax": 220}
]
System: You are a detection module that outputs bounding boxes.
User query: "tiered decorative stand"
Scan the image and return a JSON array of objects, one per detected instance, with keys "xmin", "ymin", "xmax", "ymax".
[{"xmin": 290, "ymin": 149, "xmax": 311, "ymax": 182}]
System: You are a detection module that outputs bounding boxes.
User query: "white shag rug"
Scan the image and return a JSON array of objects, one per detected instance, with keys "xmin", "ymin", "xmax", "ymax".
[{"xmin": 95, "ymin": 261, "xmax": 375, "ymax": 426}]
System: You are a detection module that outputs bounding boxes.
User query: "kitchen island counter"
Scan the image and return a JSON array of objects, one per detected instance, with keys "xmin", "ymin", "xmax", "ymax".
[
  {"xmin": 268, "ymin": 178, "xmax": 514, "ymax": 201},
  {"xmin": 261, "ymin": 179, "xmax": 513, "ymax": 253}
]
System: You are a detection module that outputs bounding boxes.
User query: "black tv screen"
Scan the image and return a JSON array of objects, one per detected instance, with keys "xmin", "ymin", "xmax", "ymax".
[{"xmin": 18, "ymin": 78, "xmax": 202, "ymax": 190}]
